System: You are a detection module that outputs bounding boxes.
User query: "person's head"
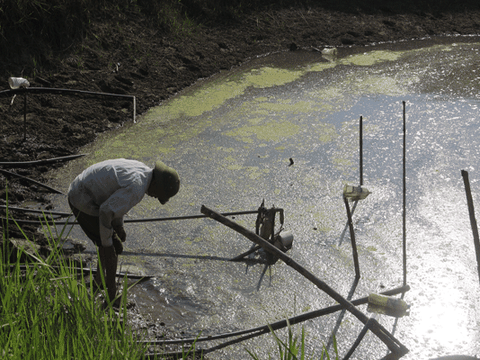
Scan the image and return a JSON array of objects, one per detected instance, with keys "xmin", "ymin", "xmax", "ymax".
[{"xmin": 147, "ymin": 161, "xmax": 180, "ymax": 204}]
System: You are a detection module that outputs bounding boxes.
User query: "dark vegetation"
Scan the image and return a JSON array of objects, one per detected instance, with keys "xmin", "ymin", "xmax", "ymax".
[{"xmin": 1, "ymin": 0, "xmax": 480, "ymax": 241}]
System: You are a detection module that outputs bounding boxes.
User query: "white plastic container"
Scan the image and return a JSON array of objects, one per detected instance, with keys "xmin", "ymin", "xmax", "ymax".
[
  {"xmin": 367, "ymin": 293, "xmax": 410, "ymax": 317},
  {"xmin": 321, "ymin": 47, "xmax": 338, "ymax": 56},
  {"xmin": 343, "ymin": 184, "xmax": 371, "ymax": 201},
  {"xmin": 8, "ymin": 77, "xmax": 30, "ymax": 89}
]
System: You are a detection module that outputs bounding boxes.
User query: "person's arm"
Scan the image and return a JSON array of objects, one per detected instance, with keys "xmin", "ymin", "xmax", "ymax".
[
  {"xmin": 112, "ymin": 218, "xmax": 126, "ymax": 242},
  {"xmin": 98, "ymin": 185, "xmax": 144, "ymax": 247}
]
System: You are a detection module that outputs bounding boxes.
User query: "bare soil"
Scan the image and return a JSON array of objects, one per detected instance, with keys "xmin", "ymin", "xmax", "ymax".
[
  {"xmin": 1, "ymin": 4, "xmax": 480, "ymax": 241},
  {"xmin": 2, "ymin": 3, "xmax": 480, "ymax": 241}
]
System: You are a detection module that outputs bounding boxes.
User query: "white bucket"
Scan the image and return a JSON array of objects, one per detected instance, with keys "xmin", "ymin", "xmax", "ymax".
[
  {"xmin": 321, "ymin": 47, "xmax": 338, "ymax": 56},
  {"xmin": 8, "ymin": 77, "xmax": 30, "ymax": 89}
]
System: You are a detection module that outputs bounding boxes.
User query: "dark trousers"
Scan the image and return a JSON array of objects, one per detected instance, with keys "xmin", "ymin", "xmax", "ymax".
[{"xmin": 69, "ymin": 201, "xmax": 103, "ymax": 247}]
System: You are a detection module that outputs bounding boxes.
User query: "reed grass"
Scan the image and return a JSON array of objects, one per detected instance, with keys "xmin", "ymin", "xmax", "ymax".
[
  {"xmin": 0, "ymin": 211, "xmax": 151, "ymax": 359},
  {"xmin": 246, "ymin": 322, "xmax": 338, "ymax": 360},
  {"xmin": 0, "ymin": 192, "xmax": 206, "ymax": 359}
]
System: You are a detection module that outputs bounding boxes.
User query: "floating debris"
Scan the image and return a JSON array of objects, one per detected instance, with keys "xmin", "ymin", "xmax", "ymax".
[
  {"xmin": 367, "ymin": 293, "xmax": 410, "ymax": 318},
  {"xmin": 343, "ymin": 184, "xmax": 371, "ymax": 201}
]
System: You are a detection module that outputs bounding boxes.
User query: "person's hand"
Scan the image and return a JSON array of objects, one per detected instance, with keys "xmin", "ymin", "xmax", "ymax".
[
  {"xmin": 114, "ymin": 226, "xmax": 126, "ymax": 242},
  {"xmin": 112, "ymin": 237, "xmax": 123, "ymax": 255}
]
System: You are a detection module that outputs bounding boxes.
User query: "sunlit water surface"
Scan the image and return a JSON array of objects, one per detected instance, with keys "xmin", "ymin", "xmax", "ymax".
[{"xmin": 47, "ymin": 37, "xmax": 480, "ymax": 359}]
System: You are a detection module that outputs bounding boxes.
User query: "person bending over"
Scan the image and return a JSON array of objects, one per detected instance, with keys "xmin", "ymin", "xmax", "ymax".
[{"xmin": 68, "ymin": 158, "xmax": 180, "ymax": 303}]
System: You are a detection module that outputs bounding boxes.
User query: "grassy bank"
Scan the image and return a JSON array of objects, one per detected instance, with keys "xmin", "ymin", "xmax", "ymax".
[{"xmin": 0, "ymin": 209, "xmax": 152, "ymax": 359}]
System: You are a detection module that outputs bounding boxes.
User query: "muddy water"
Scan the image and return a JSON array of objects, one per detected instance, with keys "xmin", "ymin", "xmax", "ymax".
[{"xmin": 48, "ymin": 37, "xmax": 480, "ymax": 359}]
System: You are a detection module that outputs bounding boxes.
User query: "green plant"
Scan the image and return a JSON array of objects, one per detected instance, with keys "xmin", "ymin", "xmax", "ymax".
[
  {"xmin": 0, "ymin": 192, "xmax": 210, "ymax": 359},
  {"xmin": 246, "ymin": 322, "xmax": 339, "ymax": 360},
  {"xmin": 0, "ymin": 204, "xmax": 146, "ymax": 359}
]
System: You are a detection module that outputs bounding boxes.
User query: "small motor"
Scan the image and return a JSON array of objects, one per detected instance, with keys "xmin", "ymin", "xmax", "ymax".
[{"xmin": 272, "ymin": 230, "xmax": 294, "ymax": 252}]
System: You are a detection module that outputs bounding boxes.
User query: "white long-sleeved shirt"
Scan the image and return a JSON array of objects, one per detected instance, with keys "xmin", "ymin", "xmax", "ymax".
[{"xmin": 68, "ymin": 159, "xmax": 153, "ymax": 247}]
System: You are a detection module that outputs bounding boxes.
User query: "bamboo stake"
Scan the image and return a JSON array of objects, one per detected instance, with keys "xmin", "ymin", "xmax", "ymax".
[
  {"xmin": 461, "ymin": 170, "xmax": 480, "ymax": 283},
  {"xmin": 200, "ymin": 205, "xmax": 408, "ymax": 356}
]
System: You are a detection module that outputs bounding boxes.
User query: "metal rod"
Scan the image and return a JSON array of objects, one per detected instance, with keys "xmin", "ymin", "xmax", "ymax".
[
  {"xmin": 360, "ymin": 115, "xmax": 363, "ymax": 186},
  {"xmin": 141, "ymin": 284, "xmax": 410, "ymax": 345},
  {"xmin": 2, "ymin": 209, "xmax": 265, "ymax": 225},
  {"xmin": 201, "ymin": 205, "xmax": 408, "ymax": 356},
  {"xmin": 15, "ymin": 264, "xmax": 152, "ymax": 280},
  {"xmin": 0, "ymin": 168, "xmax": 64, "ymax": 195},
  {"xmin": 0, "ymin": 205, "xmax": 70, "ymax": 216},
  {"xmin": 339, "ymin": 200, "xmax": 358, "ymax": 246},
  {"xmin": 23, "ymin": 92, "xmax": 27, "ymax": 141},
  {"xmin": 230, "ymin": 245, "xmax": 261, "ymax": 261},
  {"xmin": 327, "ymin": 276, "xmax": 359, "ymax": 350},
  {"xmin": 342, "ymin": 318, "xmax": 375, "ymax": 360},
  {"xmin": 124, "ymin": 210, "xmax": 265, "ymax": 223},
  {"xmin": 0, "ymin": 153, "xmax": 86, "ymax": 167},
  {"xmin": 0, "ymin": 87, "xmax": 136, "ymax": 125},
  {"xmin": 133, "ymin": 96, "xmax": 136, "ymax": 123},
  {"xmin": 461, "ymin": 170, "xmax": 480, "ymax": 283},
  {"xmin": 402, "ymin": 101, "xmax": 407, "ymax": 287},
  {"xmin": 343, "ymin": 196, "xmax": 360, "ymax": 279},
  {"xmin": 0, "ymin": 87, "xmax": 135, "ymax": 100}
]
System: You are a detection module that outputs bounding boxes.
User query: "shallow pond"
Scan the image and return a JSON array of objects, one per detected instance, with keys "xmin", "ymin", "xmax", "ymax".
[{"xmin": 48, "ymin": 36, "xmax": 480, "ymax": 359}]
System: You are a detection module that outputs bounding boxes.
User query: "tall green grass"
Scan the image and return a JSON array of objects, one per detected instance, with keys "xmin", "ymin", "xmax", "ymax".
[{"xmin": 0, "ymin": 212, "xmax": 150, "ymax": 359}]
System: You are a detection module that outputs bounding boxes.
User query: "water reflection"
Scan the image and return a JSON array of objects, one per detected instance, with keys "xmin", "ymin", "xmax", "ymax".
[{"xmin": 48, "ymin": 37, "xmax": 480, "ymax": 358}]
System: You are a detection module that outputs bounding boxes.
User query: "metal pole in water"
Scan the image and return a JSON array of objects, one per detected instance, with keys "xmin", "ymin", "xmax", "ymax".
[
  {"xmin": 461, "ymin": 170, "xmax": 480, "ymax": 283},
  {"xmin": 402, "ymin": 101, "xmax": 407, "ymax": 287},
  {"xmin": 344, "ymin": 195, "xmax": 360, "ymax": 279},
  {"xmin": 360, "ymin": 115, "xmax": 363, "ymax": 186},
  {"xmin": 201, "ymin": 205, "xmax": 408, "ymax": 357}
]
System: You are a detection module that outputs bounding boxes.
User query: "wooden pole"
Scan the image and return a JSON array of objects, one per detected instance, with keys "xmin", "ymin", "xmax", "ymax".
[
  {"xmin": 461, "ymin": 170, "xmax": 480, "ymax": 283},
  {"xmin": 343, "ymin": 196, "xmax": 361, "ymax": 279},
  {"xmin": 201, "ymin": 205, "xmax": 408, "ymax": 356}
]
